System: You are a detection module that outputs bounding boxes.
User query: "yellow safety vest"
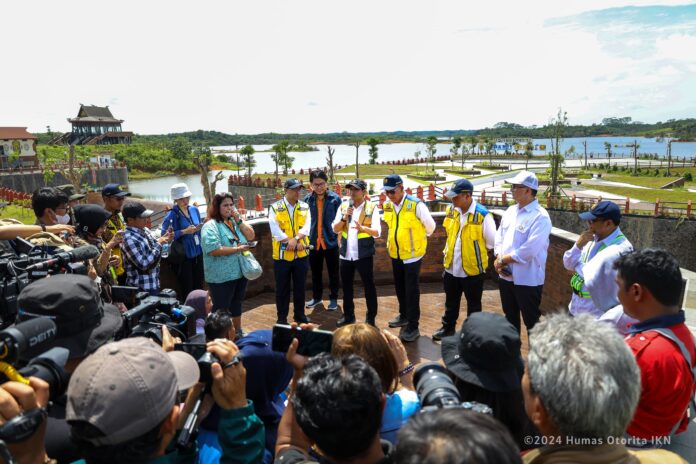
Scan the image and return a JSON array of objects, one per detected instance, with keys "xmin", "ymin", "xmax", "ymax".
[
  {"xmin": 271, "ymin": 199, "xmax": 310, "ymax": 261},
  {"xmin": 382, "ymin": 195, "xmax": 427, "ymax": 260},
  {"xmin": 442, "ymin": 203, "xmax": 489, "ymax": 276},
  {"xmin": 339, "ymin": 200, "xmax": 376, "ymax": 259},
  {"xmin": 104, "ymin": 212, "xmax": 126, "ymax": 276}
]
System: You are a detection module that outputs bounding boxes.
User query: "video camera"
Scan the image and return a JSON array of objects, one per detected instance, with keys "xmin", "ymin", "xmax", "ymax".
[
  {"xmin": 413, "ymin": 363, "xmax": 493, "ymax": 415},
  {"xmin": 0, "ymin": 239, "xmax": 95, "ymax": 329},
  {"xmin": 0, "ymin": 318, "xmax": 70, "ymax": 447},
  {"xmin": 114, "ymin": 287, "xmax": 197, "ymax": 343}
]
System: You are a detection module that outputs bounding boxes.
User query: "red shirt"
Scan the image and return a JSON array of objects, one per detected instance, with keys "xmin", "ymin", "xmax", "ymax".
[{"xmin": 625, "ymin": 320, "xmax": 695, "ymax": 439}]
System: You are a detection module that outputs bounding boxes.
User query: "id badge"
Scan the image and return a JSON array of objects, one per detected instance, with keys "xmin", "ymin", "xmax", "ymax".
[{"xmin": 194, "ymin": 235, "xmax": 200, "ymax": 246}]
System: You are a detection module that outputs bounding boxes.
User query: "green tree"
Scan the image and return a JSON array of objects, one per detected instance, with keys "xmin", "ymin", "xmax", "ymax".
[
  {"xmin": 524, "ymin": 141, "xmax": 534, "ymax": 170},
  {"xmin": 629, "ymin": 140, "xmax": 640, "ymax": 174},
  {"xmin": 168, "ymin": 137, "xmax": 193, "ymax": 160},
  {"xmin": 271, "ymin": 142, "xmax": 288, "ymax": 180},
  {"xmin": 240, "ymin": 145, "xmax": 256, "ymax": 178},
  {"xmin": 366, "ymin": 137, "xmax": 380, "ymax": 165},
  {"xmin": 604, "ymin": 141, "xmax": 612, "ymax": 166},
  {"xmin": 549, "ymin": 108, "xmax": 568, "ymax": 196},
  {"xmin": 450, "ymin": 136, "xmax": 462, "ymax": 168},
  {"xmin": 483, "ymin": 137, "xmax": 495, "ymax": 165},
  {"xmin": 425, "ymin": 136, "xmax": 438, "ymax": 173},
  {"xmin": 468, "ymin": 135, "xmax": 478, "ymax": 157},
  {"xmin": 353, "ymin": 141, "xmax": 361, "ymax": 178}
]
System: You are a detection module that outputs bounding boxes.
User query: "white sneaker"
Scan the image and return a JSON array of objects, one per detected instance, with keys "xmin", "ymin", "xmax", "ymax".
[{"xmin": 306, "ymin": 299, "xmax": 322, "ymax": 309}]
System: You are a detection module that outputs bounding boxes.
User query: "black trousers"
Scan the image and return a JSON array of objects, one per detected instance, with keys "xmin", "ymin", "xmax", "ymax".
[
  {"xmin": 208, "ymin": 277, "xmax": 248, "ymax": 317},
  {"xmin": 392, "ymin": 258, "xmax": 422, "ymax": 330},
  {"xmin": 177, "ymin": 254, "xmax": 205, "ymax": 300},
  {"xmin": 340, "ymin": 256, "xmax": 378, "ymax": 322},
  {"xmin": 309, "ymin": 246, "xmax": 340, "ymax": 301},
  {"xmin": 442, "ymin": 272, "xmax": 484, "ymax": 329},
  {"xmin": 274, "ymin": 257, "xmax": 309, "ymax": 322},
  {"xmin": 498, "ymin": 279, "xmax": 543, "ymax": 334}
]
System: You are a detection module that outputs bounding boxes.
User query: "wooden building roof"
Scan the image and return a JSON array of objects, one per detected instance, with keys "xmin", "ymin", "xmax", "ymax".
[
  {"xmin": 0, "ymin": 127, "xmax": 37, "ymax": 140},
  {"xmin": 68, "ymin": 104, "xmax": 123, "ymax": 124}
]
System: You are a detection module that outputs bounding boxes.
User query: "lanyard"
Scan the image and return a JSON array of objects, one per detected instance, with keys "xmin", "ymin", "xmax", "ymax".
[{"xmin": 581, "ymin": 234, "xmax": 625, "ymax": 263}]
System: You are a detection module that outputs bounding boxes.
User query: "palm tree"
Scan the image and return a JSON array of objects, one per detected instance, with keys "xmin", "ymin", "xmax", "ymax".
[
  {"xmin": 425, "ymin": 136, "xmax": 438, "ymax": 174},
  {"xmin": 604, "ymin": 142, "xmax": 612, "ymax": 166},
  {"xmin": 240, "ymin": 145, "xmax": 256, "ymax": 178},
  {"xmin": 524, "ymin": 141, "xmax": 534, "ymax": 170}
]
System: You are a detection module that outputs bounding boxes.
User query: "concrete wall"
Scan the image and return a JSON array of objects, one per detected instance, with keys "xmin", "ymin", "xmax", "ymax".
[
  {"xmin": 547, "ymin": 209, "xmax": 696, "ymax": 272},
  {"xmin": 0, "ymin": 167, "xmax": 129, "ymax": 193}
]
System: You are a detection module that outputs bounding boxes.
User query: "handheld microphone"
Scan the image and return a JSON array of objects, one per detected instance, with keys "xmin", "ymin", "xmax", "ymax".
[
  {"xmin": 25, "ymin": 245, "xmax": 100, "ymax": 272},
  {"xmin": 0, "ymin": 318, "xmax": 58, "ymax": 363},
  {"xmin": 347, "ymin": 199, "xmax": 354, "ymax": 223}
]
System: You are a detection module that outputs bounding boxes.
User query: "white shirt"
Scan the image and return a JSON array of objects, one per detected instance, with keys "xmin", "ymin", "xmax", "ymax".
[
  {"xmin": 563, "ymin": 227, "xmax": 633, "ymax": 318},
  {"xmin": 385, "ymin": 195, "xmax": 436, "ymax": 264},
  {"xmin": 445, "ymin": 200, "xmax": 497, "ymax": 278},
  {"xmin": 268, "ymin": 199, "xmax": 312, "ymax": 242},
  {"xmin": 331, "ymin": 200, "xmax": 382, "ymax": 261},
  {"xmin": 494, "ymin": 199, "xmax": 552, "ymax": 286}
]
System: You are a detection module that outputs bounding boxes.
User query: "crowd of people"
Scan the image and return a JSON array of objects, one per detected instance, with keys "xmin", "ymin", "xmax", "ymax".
[{"xmin": 0, "ymin": 169, "xmax": 693, "ymax": 464}]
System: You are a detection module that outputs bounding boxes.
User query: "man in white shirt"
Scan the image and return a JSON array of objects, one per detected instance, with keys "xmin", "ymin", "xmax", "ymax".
[
  {"xmin": 433, "ymin": 179, "xmax": 496, "ymax": 341},
  {"xmin": 268, "ymin": 178, "xmax": 313, "ymax": 324},
  {"xmin": 563, "ymin": 201, "xmax": 633, "ymax": 319},
  {"xmin": 382, "ymin": 174, "xmax": 436, "ymax": 342},
  {"xmin": 494, "ymin": 171, "xmax": 552, "ymax": 335},
  {"xmin": 331, "ymin": 179, "xmax": 381, "ymax": 327}
]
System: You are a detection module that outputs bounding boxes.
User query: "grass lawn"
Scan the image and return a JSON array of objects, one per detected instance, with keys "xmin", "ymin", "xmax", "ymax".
[
  {"xmin": 0, "ymin": 203, "xmax": 36, "ymax": 224},
  {"xmin": 597, "ymin": 173, "xmax": 695, "ymax": 189},
  {"xmin": 336, "ymin": 164, "xmax": 421, "ymax": 175},
  {"xmin": 587, "ymin": 185, "xmax": 696, "ymax": 203}
]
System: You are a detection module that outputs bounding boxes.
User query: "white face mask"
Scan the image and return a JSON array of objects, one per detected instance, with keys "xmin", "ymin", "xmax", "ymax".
[{"xmin": 56, "ymin": 214, "xmax": 71, "ymax": 224}]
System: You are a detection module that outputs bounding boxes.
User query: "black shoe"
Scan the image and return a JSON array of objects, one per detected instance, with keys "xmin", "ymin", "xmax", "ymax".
[
  {"xmin": 234, "ymin": 328, "xmax": 248, "ymax": 340},
  {"xmin": 400, "ymin": 327, "xmax": 420, "ymax": 342},
  {"xmin": 336, "ymin": 316, "xmax": 356, "ymax": 328},
  {"xmin": 388, "ymin": 315, "xmax": 409, "ymax": 328},
  {"xmin": 295, "ymin": 316, "xmax": 311, "ymax": 324},
  {"xmin": 366, "ymin": 319, "xmax": 377, "ymax": 327},
  {"xmin": 431, "ymin": 326, "xmax": 455, "ymax": 341},
  {"xmin": 276, "ymin": 318, "xmax": 289, "ymax": 325}
]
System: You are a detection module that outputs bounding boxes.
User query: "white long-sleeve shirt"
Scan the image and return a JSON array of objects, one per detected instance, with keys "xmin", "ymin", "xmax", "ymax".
[
  {"xmin": 445, "ymin": 200, "xmax": 497, "ymax": 278},
  {"xmin": 268, "ymin": 199, "xmax": 312, "ymax": 241},
  {"xmin": 331, "ymin": 200, "xmax": 382, "ymax": 261},
  {"xmin": 386, "ymin": 195, "xmax": 436, "ymax": 264},
  {"xmin": 494, "ymin": 199, "xmax": 552, "ymax": 287},
  {"xmin": 563, "ymin": 227, "xmax": 633, "ymax": 317}
]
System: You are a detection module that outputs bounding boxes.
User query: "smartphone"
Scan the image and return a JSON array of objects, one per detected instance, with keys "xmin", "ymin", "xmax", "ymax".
[
  {"xmin": 271, "ymin": 324, "xmax": 333, "ymax": 357},
  {"xmin": 247, "ymin": 241, "xmax": 258, "ymax": 248},
  {"xmin": 174, "ymin": 343, "xmax": 207, "ymax": 360}
]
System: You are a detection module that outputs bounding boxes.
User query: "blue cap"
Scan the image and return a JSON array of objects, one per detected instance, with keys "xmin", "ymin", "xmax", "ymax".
[
  {"xmin": 579, "ymin": 201, "xmax": 621, "ymax": 222},
  {"xmin": 283, "ymin": 178, "xmax": 303, "ymax": 189},
  {"xmin": 102, "ymin": 183, "xmax": 131, "ymax": 198},
  {"xmin": 382, "ymin": 174, "xmax": 403, "ymax": 191},
  {"xmin": 444, "ymin": 179, "xmax": 474, "ymax": 199}
]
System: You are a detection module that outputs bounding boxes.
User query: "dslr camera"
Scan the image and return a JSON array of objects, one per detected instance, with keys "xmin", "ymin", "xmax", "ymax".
[{"xmin": 413, "ymin": 363, "xmax": 493, "ymax": 415}]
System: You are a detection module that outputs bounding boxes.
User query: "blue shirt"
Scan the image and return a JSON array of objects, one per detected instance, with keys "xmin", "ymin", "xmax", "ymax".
[
  {"xmin": 160, "ymin": 205, "xmax": 203, "ymax": 259},
  {"xmin": 380, "ymin": 389, "xmax": 420, "ymax": 444},
  {"xmin": 201, "ymin": 220, "xmax": 247, "ymax": 283}
]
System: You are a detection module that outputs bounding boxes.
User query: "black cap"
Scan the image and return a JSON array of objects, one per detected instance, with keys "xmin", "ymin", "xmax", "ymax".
[
  {"xmin": 102, "ymin": 183, "xmax": 131, "ymax": 198},
  {"xmin": 579, "ymin": 201, "xmax": 621, "ymax": 223},
  {"xmin": 122, "ymin": 202, "xmax": 154, "ymax": 219},
  {"xmin": 57, "ymin": 184, "xmax": 86, "ymax": 202},
  {"xmin": 346, "ymin": 179, "xmax": 367, "ymax": 190},
  {"xmin": 444, "ymin": 179, "xmax": 474, "ymax": 199},
  {"xmin": 17, "ymin": 275, "xmax": 123, "ymax": 359},
  {"xmin": 74, "ymin": 204, "xmax": 112, "ymax": 235},
  {"xmin": 283, "ymin": 178, "xmax": 303, "ymax": 189},
  {"xmin": 441, "ymin": 312, "xmax": 524, "ymax": 393},
  {"xmin": 382, "ymin": 174, "xmax": 403, "ymax": 191}
]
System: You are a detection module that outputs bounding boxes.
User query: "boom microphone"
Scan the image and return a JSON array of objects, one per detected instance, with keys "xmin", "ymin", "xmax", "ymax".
[
  {"xmin": 25, "ymin": 245, "xmax": 100, "ymax": 272},
  {"xmin": 0, "ymin": 318, "xmax": 58, "ymax": 363}
]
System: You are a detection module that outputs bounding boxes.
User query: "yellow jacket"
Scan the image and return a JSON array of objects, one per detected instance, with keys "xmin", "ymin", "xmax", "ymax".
[
  {"xmin": 270, "ymin": 199, "xmax": 310, "ymax": 261},
  {"xmin": 443, "ymin": 203, "xmax": 489, "ymax": 276},
  {"xmin": 382, "ymin": 195, "xmax": 427, "ymax": 260}
]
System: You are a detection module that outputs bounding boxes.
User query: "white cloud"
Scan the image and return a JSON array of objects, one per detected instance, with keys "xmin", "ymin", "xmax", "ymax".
[{"xmin": 0, "ymin": 0, "xmax": 694, "ymax": 134}]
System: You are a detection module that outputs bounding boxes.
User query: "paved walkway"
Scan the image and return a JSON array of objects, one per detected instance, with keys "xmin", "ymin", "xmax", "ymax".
[{"xmin": 239, "ymin": 280, "xmax": 528, "ymax": 365}]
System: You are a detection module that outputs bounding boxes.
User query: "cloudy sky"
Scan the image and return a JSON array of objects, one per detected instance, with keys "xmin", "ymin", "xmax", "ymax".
[{"xmin": 2, "ymin": 0, "xmax": 695, "ymax": 134}]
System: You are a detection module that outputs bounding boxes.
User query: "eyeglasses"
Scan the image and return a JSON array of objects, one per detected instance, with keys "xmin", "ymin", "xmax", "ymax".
[
  {"xmin": 312, "ymin": 182, "xmax": 327, "ymax": 188},
  {"xmin": 510, "ymin": 184, "xmax": 526, "ymax": 190},
  {"xmin": 385, "ymin": 190, "xmax": 397, "ymax": 195}
]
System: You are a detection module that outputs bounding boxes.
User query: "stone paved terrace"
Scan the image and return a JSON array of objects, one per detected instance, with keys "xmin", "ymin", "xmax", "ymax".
[{"xmin": 239, "ymin": 279, "xmax": 528, "ymax": 363}]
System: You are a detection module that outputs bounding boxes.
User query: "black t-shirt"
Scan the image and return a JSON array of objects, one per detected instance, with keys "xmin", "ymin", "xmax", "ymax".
[
  {"xmin": 45, "ymin": 395, "xmax": 82, "ymax": 464},
  {"xmin": 274, "ymin": 440, "xmax": 394, "ymax": 464}
]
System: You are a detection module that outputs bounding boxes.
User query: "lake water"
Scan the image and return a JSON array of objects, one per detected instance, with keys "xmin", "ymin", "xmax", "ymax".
[{"xmin": 129, "ymin": 137, "xmax": 696, "ymax": 203}]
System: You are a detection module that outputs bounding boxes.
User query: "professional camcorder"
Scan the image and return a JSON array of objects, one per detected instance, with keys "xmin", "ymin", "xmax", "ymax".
[
  {"xmin": 115, "ymin": 287, "xmax": 197, "ymax": 343},
  {"xmin": 0, "ymin": 239, "xmax": 96, "ymax": 328},
  {"xmin": 413, "ymin": 363, "xmax": 493, "ymax": 415}
]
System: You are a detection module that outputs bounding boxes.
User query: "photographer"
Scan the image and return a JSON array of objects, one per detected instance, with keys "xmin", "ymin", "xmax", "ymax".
[
  {"xmin": 275, "ymin": 338, "xmax": 392, "ymax": 463},
  {"xmin": 14, "ymin": 275, "xmax": 123, "ymax": 463},
  {"xmin": 121, "ymin": 203, "xmax": 173, "ymax": 294},
  {"xmin": 199, "ymin": 312, "xmax": 293, "ymax": 463}
]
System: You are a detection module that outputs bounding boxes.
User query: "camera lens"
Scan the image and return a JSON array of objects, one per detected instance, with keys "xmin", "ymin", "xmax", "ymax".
[{"xmin": 413, "ymin": 362, "xmax": 461, "ymax": 409}]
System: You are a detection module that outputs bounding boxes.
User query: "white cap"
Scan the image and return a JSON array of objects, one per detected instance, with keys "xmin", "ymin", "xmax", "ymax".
[
  {"xmin": 170, "ymin": 183, "xmax": 192, "ymax": 201},
  {"xmin": 507, "ymin": 171, "xmax": 539, "ymax": 190}
]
